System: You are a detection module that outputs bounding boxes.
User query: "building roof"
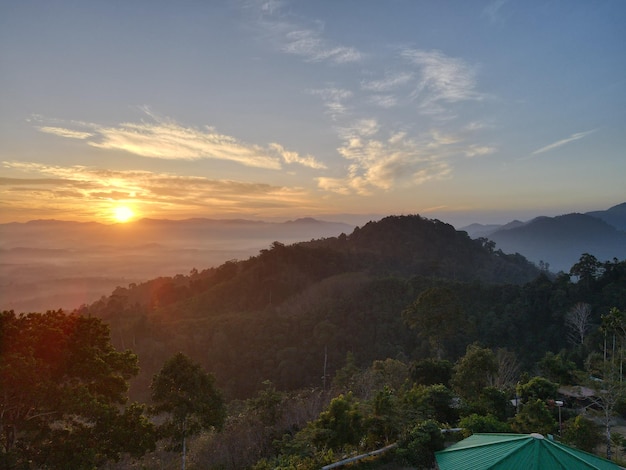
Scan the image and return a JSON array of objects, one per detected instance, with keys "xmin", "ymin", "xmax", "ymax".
[{"xmin": 435, "ymin": 433, "xmax": 620, "ymax": 470}]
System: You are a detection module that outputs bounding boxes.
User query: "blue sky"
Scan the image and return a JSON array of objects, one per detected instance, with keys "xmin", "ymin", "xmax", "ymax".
[{"xmin": 1, "ymin": 0, "xmax": 624, "ymax": 226}]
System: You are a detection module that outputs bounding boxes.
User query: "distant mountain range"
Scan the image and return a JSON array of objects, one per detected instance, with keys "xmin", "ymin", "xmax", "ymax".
[{"xmin": 461, "ymin": 202, "xmax": 626, "ymax": 273}]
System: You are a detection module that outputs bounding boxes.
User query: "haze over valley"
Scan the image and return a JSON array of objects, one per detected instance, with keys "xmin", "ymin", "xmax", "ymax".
[
  {"xmin": 0, "ymin": 217, "xmax": 353, "ymax": 312},
  {"xmin": 2, "ymin": 201, "xmax": 625, "ymax": 313}
]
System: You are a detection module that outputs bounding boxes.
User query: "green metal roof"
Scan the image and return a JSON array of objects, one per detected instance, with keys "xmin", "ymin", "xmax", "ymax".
[{"xmin": 435, "ymin": 433, "xmax": 621, "ymax": 470}]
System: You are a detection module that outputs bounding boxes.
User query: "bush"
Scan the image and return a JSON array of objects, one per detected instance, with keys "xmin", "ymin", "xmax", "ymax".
[
  {"xmin": 459, "ymin": 414, "xmax": 510, "ymax": 437},
  {"xmin": 562, "ymin": 415, "xmax": 602, "ymax": 452},
  {"xmin": 395, "ymin": 419, "xmax": 444, "ymax": 469}
]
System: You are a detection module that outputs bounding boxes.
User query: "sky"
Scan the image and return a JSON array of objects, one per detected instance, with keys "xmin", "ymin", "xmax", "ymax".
[{"xmin": 1, "ymin": 0, "xmax": 625, "ymax": 227}]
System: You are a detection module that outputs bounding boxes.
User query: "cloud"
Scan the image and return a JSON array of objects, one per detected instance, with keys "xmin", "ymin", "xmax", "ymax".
[
  {"xmin": 483, "ymin": 0, "xmax": 510, "ymax": 23},
  {"xmin": 1, "ymin": 161, "xmax": 317, "ymax": 218},
  {"xmin": 252, "ymin": 2, "xmax": 362, "ymax": 64},
  {"xmin": 33, "ymin": 112, "xmax": 325, "ymax": 170},
  {"xmin": 401, "ymin": 49, "xmax": 484, "ymax": 108},
  {"xmin": 367, "ymin": 95, "xmax": 398, "ymax": 109},
  {"xmin": 320, "ymin": 127, "xmax": 455, "ymax": 195},
  {"xmin": 282, "ymin": 29, "xmax": 362, "ymax": 63},
  {"xmin": 38, "ymin": 126, "xmax": 93, "ymax": 139},
  {"xmin": 361, "ymin": 72, "xmax": 414, "ymax": 92},
  {"xmin": 308, "ymin": 87, "xmax": 353, "ymax": 120},
  {"xmin": 464, "ymin": 145, "xmax": 496, "ymax": 158},
  {"xmin": 268, "ymin": 143, "xmax": 327, "ymax": 169},
  {"xmin": 530, "ymin": 130, "xmax": 596, "ymax": 156},
  {"xmin": 246, "ymin": 3, "xmax": 495, "ymax": 195}
]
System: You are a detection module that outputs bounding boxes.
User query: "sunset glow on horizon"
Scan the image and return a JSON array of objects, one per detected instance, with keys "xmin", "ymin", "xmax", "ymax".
[
  {"xmin": 1, "ymin": 1, "xmax": 624, "ymax": 227},
  {"xmin": 112, "ymin": 206, "xmax": 135, "ymax": 223}
]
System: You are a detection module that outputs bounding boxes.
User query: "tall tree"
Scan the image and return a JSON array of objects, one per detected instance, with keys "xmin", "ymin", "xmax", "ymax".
[
  {"xmin": 570, "ymin": 253, "xmax": 601, "ymax": 289},
  {"xmin": 587, "ymin": 307, "xmax": 626, "ymax": 460},
  {"xmin": 402, "ymin": 287, "xmax": 466, "ymax": 359},
  {"xmin": 451, "ymin": 343, "xmax": 498, "ymax": 402},
  {"xmin": 151, "ymin": 353, "xmax": 226, "ymax": 469},
  {"xmin": 0, "ymin": 310, "xmax": 154, "ymax": 469},
  {"xmin": 565, "ymin": 302, "xmax": 592, "ymax": 346}
]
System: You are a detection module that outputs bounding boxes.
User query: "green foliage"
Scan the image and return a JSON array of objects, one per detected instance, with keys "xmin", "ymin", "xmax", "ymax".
[
  {"xmin": 151, "ymin": 353, "xmax": 225, "ymax": 450},
  {"xmin": 562, "ymin": 415, "xmax": 602, "ymax": 453},
  {"xmin": 363, "ymin": 387, "xmax": 401, "ymax": 446},
  {"xmin": 306, "ymin": 393, "xmax": 363, "ymax": 450},
  {"xmin": 395, "ymin": 419, "xmax": 444, "ymax": 469},
  {"xmin": 251, "ymin": 449, "xmax": 335, "ymax": 470},
  {"xmin": 451, "ymin": 343, "xmax": 498, "ymax": 402},
  {"xmin": 410, "ymin": 358, "xmax": 453, "ymax": 386},
  {"xmin": 510, "ymin": 399, "xmax": 557, "ymax": 435},
  {"xmin": 517, "ymin": 376, "xmax": 559, "ymax": 402},
  {"xmin": 403, "ymin": 287, "xmax": 466, "ymax": 359},
  {"xmin": 0, "ymin": 310, "xmax": 154, "ymax": 469},
  {"xmin": 332, "ymin": 352, "xmax": 361, "ymax": 393},
  {"xmin": 462, "ymin": 386, "xmax": 513, "ymax": 422},
  {"xmin": 459, "ymin": 414, "xmax": 511, "ymax": 437},
  {"xmin": 403, "ymin": 384, "xmax": 457, "ymax": 425},
  {"xmin": 537, "ymin": 351, "xmax": 579, "ymax": 384},
  {"xmin": 247, "ymin": 380, "xmax": 284, "ymax": 426}
]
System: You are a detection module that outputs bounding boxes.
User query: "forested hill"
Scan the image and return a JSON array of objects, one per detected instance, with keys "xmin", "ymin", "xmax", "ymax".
[{"xmin": 85, "ymin": 215, "xmax": 544, "ymax": 399}]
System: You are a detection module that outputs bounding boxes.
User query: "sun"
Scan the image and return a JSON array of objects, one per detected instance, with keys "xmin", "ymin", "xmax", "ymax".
[{"xmin": 113, "ymin": 206, "xmax": 135, "ymax": 223}]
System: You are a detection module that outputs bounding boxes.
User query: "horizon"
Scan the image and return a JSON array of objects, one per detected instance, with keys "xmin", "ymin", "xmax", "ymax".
[
  {"xmin": 1, "ymin": 1, "xmax": 624, "ymax": 225},
  {"xmin": 2, "ymin": 199, "xmax": 623, "ymax": 230}
]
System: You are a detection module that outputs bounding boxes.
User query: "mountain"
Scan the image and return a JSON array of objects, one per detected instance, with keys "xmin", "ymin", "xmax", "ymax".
[
  {"xmin": 0, "ymin": 217, "xmax": 354, "ymax": 313},
  {"xmin": 83, "ymin": 214, "xmax": 543, "ymax": 400},
  {"xmin": 460, "ymin": 220, "xmax": 525, "ymax": 238},
  {"xmin": 586, "ymin": 202, "xmax": 626, "ymax": 231},
  {"xmin": 487, "ymin": 212, "xmax": 626, "ymax": 273}
]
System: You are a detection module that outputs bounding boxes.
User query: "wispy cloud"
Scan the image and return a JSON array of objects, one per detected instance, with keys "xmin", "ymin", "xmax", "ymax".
[
  {"xmin": 483, "ymin": 0, "xmax": 510, "ymax": 24},
  {"xmin": 281, "ymin": 29, "xmax": 361, "ymax": 63},
  {"xmin": 401, "ymin": 49, "xmax": 484, "ymax": 108},
  {"xmin": 1, "ymin": 161, "xmax": 317, "ymax": 219},
  {"xmin": 308, "ymin": 88, "xmax": 353, "ymax": 120},
  {"xmin": 361, "ymin": 72, "xmax": 414, "ymax": 92},
  {"xmin": 268, "ymin": 143, "xmax": 326, "ymax": 169},
  {"xmin": 39, "ymin": 126, "xmax": 93, "ymax": 139},
  {"xmin": 530, "ymin": 130, "xmax": 596, "ymax": 156},
  {"xmin": 32, "ymin": 112, "xmax": 325, "ymax": 170},
  {"xmin": 252, "ymin": 1, "xmax": 362, "ymax": 64},
  {"xmin": 465, "ymin": 145, "xmax": 497, "ymax": 158}
]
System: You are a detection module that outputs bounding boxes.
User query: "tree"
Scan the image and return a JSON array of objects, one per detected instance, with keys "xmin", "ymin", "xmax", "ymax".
[
  {"xmin": 0, "ymin": 310, "xmax": 154, "ymax": 469},
  {"xmin": 410, "ymin": 358, "xmax": 453, "ymax": 387},
  {"xmin": 395, "ymin": 419, "xmax": 444, "ymax": 469},
  {"xmin": 403, "ymin": 384, "xmax": 457, "ymax": 425},
  {"xmin": 459, "ymin": 414, "xmax": 510, "ymax": 437},
  {"xmin": 451, "ymin": 343, "xmax": 498, "ymax": 402},
  {"xmin": 402, "ymin": 287, "xmax": 466, "ymax": 359},
  {"xmin": 570, "ymin": 253, "xmax": 601, "ymax": 289},
  {"xmin": 306, "ymin": 393, "xmax": 363, "ymax": 451},
  {"xmin": 586, "ymin": 308, "xmax": 626, "ymax": 460},
  {"xmin": 537, "ymin": 352, "xmax": 578, "ymax": 385},
  {"xmin": 565, "ymin": 303, "xmax": 592, "ymax": 346},
  {"xmin": 364, "ymin": 387, "xmax": 401, "ymax": 447},
  {"xmin": 516, "ymin": 376, "xmax": 559, "ymax": 402},
  {"xmin": 510, "ymin": 399, "xmax": 557, "ymax": 436},
  {"xmin": 495, "ymin": 348, "xmax": 520, "ymax": 388},
  {"xmin": 151, "ymin": 353, "xmax": 226, "ymax": 469},
  {"xmin": 562, "ymin": 415, "xmax": 602, "ymax": 453}
]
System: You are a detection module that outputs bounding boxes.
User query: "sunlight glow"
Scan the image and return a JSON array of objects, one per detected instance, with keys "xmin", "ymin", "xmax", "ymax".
[{"xmin": 113, "ymin": 206, "xmax": 135, "ymax": 223}]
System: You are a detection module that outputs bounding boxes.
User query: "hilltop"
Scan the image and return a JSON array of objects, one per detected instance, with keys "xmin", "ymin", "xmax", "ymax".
[{"xmin": 82, "ymin": 214, "xmax": 542, "ymax": 400}]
